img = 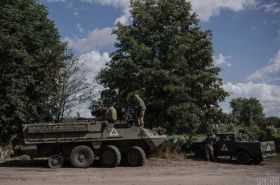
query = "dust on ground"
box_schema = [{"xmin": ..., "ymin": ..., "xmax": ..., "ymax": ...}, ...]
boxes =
[{"xmin": 0, "ymin": 158, "xmax": 279, "ymax": 185}]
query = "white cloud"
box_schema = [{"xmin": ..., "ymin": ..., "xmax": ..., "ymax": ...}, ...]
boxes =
[
  {"xmin": 74, "ymin": 103, "xmax": 92, "ymax": 117},
  {"xmin": 43, "ymin": 0, "xmax": 130, "ymax": 8},
  {"xmin": 64, "ymin": 27, "xmax": 116, "ymax": 53},
  {"xmin": 249, "ymin": 25, "xmax": 257, "ymax": 31},
  {"xmin": 82, "ymin": 0, "xmax": 129, "ymax": 8},
  {"xmin": 247, "ymin": 50, "xmax": 280, "ymax": 82},
  {"xmin": 73, "ymin": 50, "xmax": 110, "ymax": 117},
  {"xmin": 76, "ymin": 23, "xmax": 84, "ymax": 33},
  {"xmin": 64, "ymin": 0, "xmax": 257, "ymax": 53},
  {"xmin": 74, "ymin": 11, "xmax": 79, "ymax": 16},
  {"xmin": 44, "ymin": 0, "xmax": 256, "ymax": 23},
  {"xmin": 86, "ymin": 0, "xmax": 257, "ymax": 22},
  {"xmin": 45, "ymin": 0, "xmax": 66, "ymax": 2},
  {"xmin": 79, "ymin": 50, "xmax": 110, "ymax": 81},
  {"xmin": 115, "ymin": 7, "xmax": 130, "ymax": 25},
  {"xmin": 190, "ymin": 0, "xmax": 257, "ymax": 22},
  {"xmin": 258, "ymin": 2, "xmax": 280, "ymax": 13},
  {"xmin": 94, "ymin": 0, "xmax": 257, "ymax": 22},
  {"xmin": 214, "ymin": 53, "xmax": 232, "ymax": 67},
  {"xmin": 223, "ymin": 82, "xmax": 280, "ymax": 117},
  {"xmin": 81, "ymin": 0, "xmax": 130, "ymax": 24}
]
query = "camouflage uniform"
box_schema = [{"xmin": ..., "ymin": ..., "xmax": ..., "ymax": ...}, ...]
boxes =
[
  {"xmin": 205, "ymin": 144, "xmax": 214, "ymax": 161},
  {"xmin": 132, "ymin": 95, "xmax": 146, "ymax": 127},
  {"xmin": 92, "ymin": 101, "xmax": 107, "ymax": 120},
  {"xmin": 105, "ymin": 106, "xmax": 117, "ymax": 123},
  {"xmin": 205, "ymin": 134, "xmax": 216, "ymax": 161}
]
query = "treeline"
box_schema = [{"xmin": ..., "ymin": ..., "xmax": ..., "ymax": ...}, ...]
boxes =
[{"xmin": 208, "ymin": 98, "xmax": 280, "ymax": 142}]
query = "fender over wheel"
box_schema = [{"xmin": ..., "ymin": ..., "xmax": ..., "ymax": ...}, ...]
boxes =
[{"xmin": 70, "ymin": 145, "xmax": 94, "ymax": 168}]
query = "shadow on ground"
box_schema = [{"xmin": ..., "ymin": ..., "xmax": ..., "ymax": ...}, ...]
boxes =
[
  {"xmin": 0, "ymin": 159, "xmax": 133, "ymax": 168},
  {"xmin": 1, "ymin": 155, "xmax": 277, "ymax": 169},
  {"xmin": 0, "ymin": 159, "xmax": 48, "ymax": 168}
]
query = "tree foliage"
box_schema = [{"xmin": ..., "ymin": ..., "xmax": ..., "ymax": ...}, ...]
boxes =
[
  {"xmin": 262, "ymin": 117, "xmax": 280, "ymax": 129},
  {"xmin": 0, "ymin": 0, "xmax": 67, "ymax": 144},
  {"xmin": 97, "ymin": 0, "xmax": 228, "ymax": 134},
  {"xmin": 230, "ymin": 97, "xmax": 264, "ymax": 127}
]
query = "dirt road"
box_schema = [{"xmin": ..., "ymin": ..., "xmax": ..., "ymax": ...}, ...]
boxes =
[{"xmin": 0, "ymin": 159, "xmax": 279, "ymax": 185}]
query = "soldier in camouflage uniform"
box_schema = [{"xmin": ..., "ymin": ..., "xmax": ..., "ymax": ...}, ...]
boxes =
[
  {"xmin": 205, "ymin": 133, "xmax": 217, "ymax": 161},
  {"xmin": 105, "ymin": 102, "xmax": 118, "ymax": 123},
  {"xmin": 131, "ymin": 94, "xmax": 146, "ymax": 128},
  {"xmin": 91, "ymin": 101, "xmax": 107, "ymax": 120}
]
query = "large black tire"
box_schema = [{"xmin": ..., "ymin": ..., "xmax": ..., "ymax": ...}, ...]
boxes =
[
  {"xmin": 48, "ymin": 154, "xmax": 64, "ymax": 168},
  {"xmin": 194, "ymin": 149, "xmax": 205, "ymax": 160},
  {"xmin": 70, "ymin": 145, "xmax": 94, "ymax": 168},
  {"xmin": 236, "ymin": 151, "xmax": 251, "ymax": 164},
  {"xmin": 125, "ymin": 146, "xmax": 146, "ymax": 167},
  {"xmin": 100, "ymin": 145, "xmax": 121, "ymax": 168}
]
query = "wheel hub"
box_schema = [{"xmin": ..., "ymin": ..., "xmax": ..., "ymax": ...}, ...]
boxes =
[
  {"xmin": 52, "ymin": 159, "xmax": 58, "ymax": 165},
  {"xmin": 48, "ymin": 155, "xmax": 63, "ymax": 168},
  {"xmin": 78, "ymin": 154, "xmax": 86, "ymax": 161},
  {"xmin": 103, "ymin": 151, "xmax": 115, "ymax": 163},
  {"xmin": 127, "ymin": 151, "xmax": 139, "ymax": 165}
]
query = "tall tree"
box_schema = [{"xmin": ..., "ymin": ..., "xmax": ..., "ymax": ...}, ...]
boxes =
[
  {"xmin": 230, "ymin": 97, "xmax": 264, "ymax": 127},
  {"xmin": 97, "ymin": 0, "xmax": 228, "ymax": 134},
  {"xmin": 0, "ymin": 0, "xmax": 67, "ymax": 144}
]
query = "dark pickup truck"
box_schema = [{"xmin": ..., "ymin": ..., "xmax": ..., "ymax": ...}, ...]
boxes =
[{"xmin": 192, "ymin": 132, "xmax": 276, "ymax": 164}]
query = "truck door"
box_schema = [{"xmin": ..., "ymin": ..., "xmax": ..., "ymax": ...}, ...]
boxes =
[{"xmin": 215, "ymin": 134, "xmax": 234, "ymax": 156}]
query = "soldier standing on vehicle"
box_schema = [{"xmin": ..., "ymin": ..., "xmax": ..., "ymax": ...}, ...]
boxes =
[
  {"xmin": 91, "ymin": 101, "xmax": 107, "ymax": 120},
  {"xmin": 131, "ymin": 94, "xmax": 146, "ymax": 128},
  {"xmin": 105, "ymin": 102, "xmax": 118, "ymax": 123},
  {"xmin": 205, "ymin": 133, "xmax": 217, "ymax": 161}
]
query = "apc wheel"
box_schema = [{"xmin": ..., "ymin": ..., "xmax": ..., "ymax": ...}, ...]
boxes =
[
  {"xmin": 125, "ymin": 146, "xmax": 146, "ymax": 167},
  {"xmin": 100, "ymin": 145, "xmax": 121, "ymax": 167},
  {"xmin": 70, "ymin": 145, "xmax": 94, "ymax": 168},
  {"xmin": 48, "ymin": 154, "xmax": 63, "ymax": 168},
  {"xmin": 236, "ymin": 151, "xmax": 251, "ymax": 164}
]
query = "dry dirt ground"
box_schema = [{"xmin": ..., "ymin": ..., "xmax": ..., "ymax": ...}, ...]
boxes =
[{"xmin": 0, "ymin": 158, "xmax": 279, "ymax": 185}]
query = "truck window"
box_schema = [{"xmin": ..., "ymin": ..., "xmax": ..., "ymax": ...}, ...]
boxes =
[
  {"xmin": 218, "ymin": 134, "xmax": 234, "ymax": 141},
  {"xmin": 237, "ymin": 133, "xmax": 250, "ymax": 141}
]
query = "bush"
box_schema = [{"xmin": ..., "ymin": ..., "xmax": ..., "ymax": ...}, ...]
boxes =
[
  {"xmin": 207, "ymin": 123, "xmax": 240, "ymax": 133},
  {"xmin": 0, "ymin": 146, "xmax": 13, "ymax": 160},
  {"xmin": 153, "ymin": 134, "xmax": 207, "ymax": 159},
  {"xmin": 272, "ymin": 133, "xmax": 280, "ymax": 152}
]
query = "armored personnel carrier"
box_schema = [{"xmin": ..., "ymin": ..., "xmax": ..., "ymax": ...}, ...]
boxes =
[{"xmin": 13, "ymin": 119, "xmax": 166, "ymax": 168}]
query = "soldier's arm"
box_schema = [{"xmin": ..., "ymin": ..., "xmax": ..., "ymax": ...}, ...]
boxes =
[
  {"xmin": 109, "ymin": 108, "xmax": 113, "ymax": 118},
  {"xmin": 139, "ymin": 100, "xmax": 146, "ymax": 111}
]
